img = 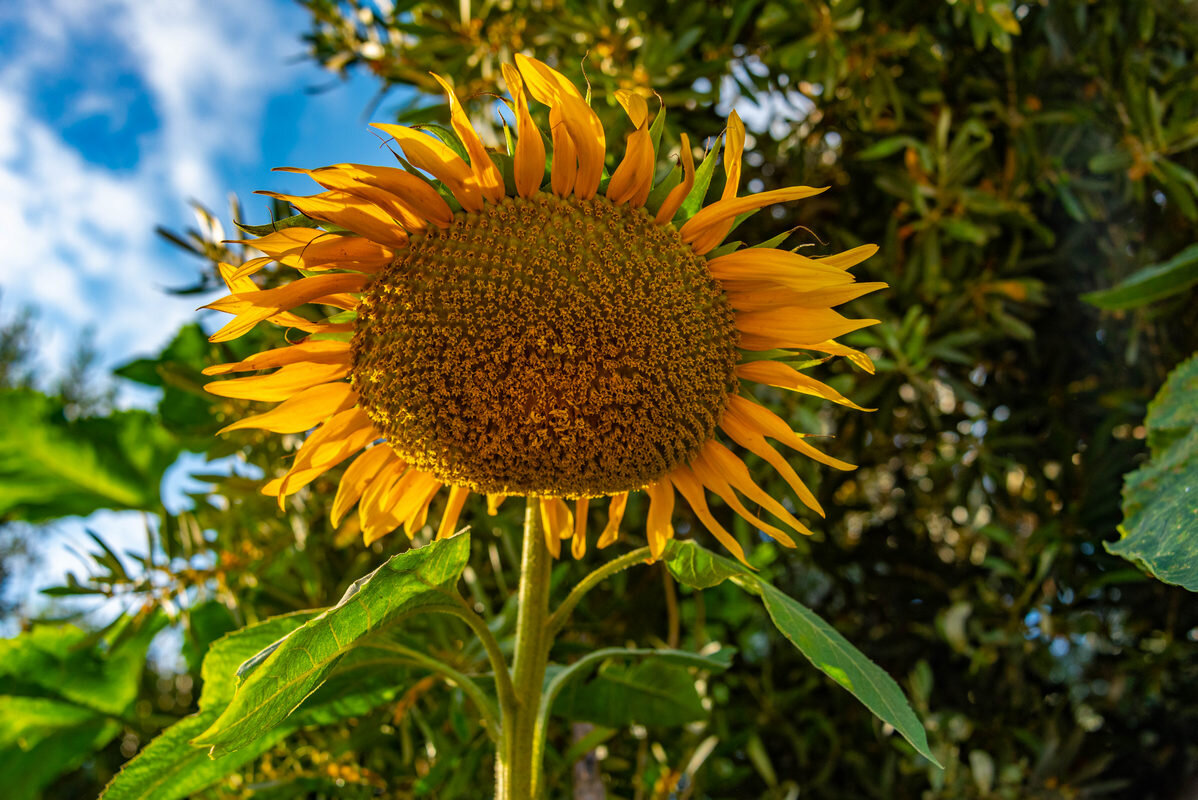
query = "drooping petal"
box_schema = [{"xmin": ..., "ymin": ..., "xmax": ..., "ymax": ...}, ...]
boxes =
[
  {"xmin": 701, "ymin": 111, "xmax": 746, "ymax": 248},
  {"xmin": 203, "ymin": 340, "xmax": 350, "ymax": 376},
  {"xmin": 735, "ymin": 307, "xmax": 879, "ymax": 351},
  {"xmin": 708, "ymin": 248, "xmax": 854, "ymax": 288},
  {"xmin": 679, "ymin": 186, "xmax": 827, "ymax": 255},
  {"xmin": 540, "ymin": 497, "xmax": 573, "ymax": 558},
  {"xmin": 737, "ymin": 360, "xmax": 874, "ymax": 411},
  {"xmin": 501, "ymin": 64, "xmax": 546, "ymax": 198},
  {"xmin": 255, "ymin": 190, "xmax": 409, "ymax": 248},
  {"xmin": 430, "ymin": 74, "xmax": 506, "ymax": 205},
  {"xmin": 597, "ymin": 492, "xmax": 629, "ymax": 549},
  {"xmin": 718, "ymin": 412, "xmax": 825, "ymax": 517},
  {"xmin": 235, "ymin": 228, "xmax": 392, "ymax": 274},
  {"xmin": 724, "ymin": 395, "xmax": 856, "ymax": 471},
  {"xmin": 654, "ymin": 133, "xmax": 695, "ymax": 225},
  {"xmin": 487, "ymin": 493, "xmax": 507, "ymax": 515},
  {"xmin": 437, "ymin": 485, "xmax": 471, "ymax": 540},
  {"xmin": 606, "ymin": 90, "xmax": 655, "ymax": 207},
  {"xmin": 724, "ymin": 282, "xmax": 888, "ymax": 311},
  {"xmin": 689, "ymin": 447, "xmax": 798, "ymax": 547},
  {"xmin": 372, "ymin": 122, "xmax": 483, "ymax": 212},
  {"xmin": 547, "ymin": 104, "xmax": 578, "ymax": 197},
  {"xmin": 217, "ymin": 382, "xmax": 357, "ymax": 434},
  {"xmin": 800, "ymin": 340, "xmax": 877, "ymax": 374},
  {"xmin": 697, "ymin": 440, "xmax": 809, "ymax": 542},
  {"xmin": 205, "ymin": 362, "xmax": 350, "ymax": 402},
  {"xmin": 572, "ymin": 497, "xmax": 590, "ymax": 559},
  {"xmin": 270, "ymin": 408, "xmax": 378, "ymax": 501},
  {"xmin": 815, "ymin": 244, "xmax": 879, "ymax": 270},
  {"xmin": 667, "ymin": 465, "xmax": 749, "ymax": 566},
  {"xmin": 332, "ymin": 445, "xmax": 400, "ymax": 527},
  {"xmin": 644, "ymin": 480, "xmax": 675, "ymax": 561},
  {"xmin": 515, "ymin": 54, "xmax": 605, "ymax": 199}
]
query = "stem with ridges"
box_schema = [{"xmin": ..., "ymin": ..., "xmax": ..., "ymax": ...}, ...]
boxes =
[{"xmin": 499, "ymin": 498, "xmax": 554, "ymax": 799}]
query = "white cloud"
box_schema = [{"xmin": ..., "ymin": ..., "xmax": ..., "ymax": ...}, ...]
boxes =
[{"xmin": 0, "ymin": 0, "xmax": 300, "ymax": 389}]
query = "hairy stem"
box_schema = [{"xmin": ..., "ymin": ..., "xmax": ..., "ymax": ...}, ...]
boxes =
[{"xmin": 499, "ymin": 499, "xmax": 554, "ymax": 799}]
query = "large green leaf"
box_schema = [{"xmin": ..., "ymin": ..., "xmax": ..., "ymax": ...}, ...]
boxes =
[
  {"xmin": 1105, "ymin": 354, "xmax": 1198, "ymax": 589},
  {"xmin": 1082, "ymin": 243, "xmax": 1198, "ymax": 310},
  {"xmin": 0, "ymin": 615, "xmax": 164, "ymax": 717},
  {"xmin": 0, "ymin": 389, "xmax": 181, "ymax": 522},
  {"xmin": 661, "ymin": 540, "xmax": 941, "ymax": 766},
  {"xmin": 193, "ymin": 533, "xmax": 471, "ymax": 756},
  {"xmin": 102, "ymin": 613, "xmax": 313, "ymax": 800},
  {"xmin": 0, "ymin": 615, "xmax": 164, "ymax": 800},
  {"xmin": 551, "ymin": 647, "xmax": 733, "ymax": 728}
]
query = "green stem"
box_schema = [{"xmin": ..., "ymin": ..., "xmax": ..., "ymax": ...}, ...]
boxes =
[
  {"xmin": 545, "ymin": 546, "xmax": 651, "ymax": 637},
  {"xmin": 499, "ymin": 499, "xmax": 554, "ymax": 800},
  {"xmin": 367, "ymin": 642, "xmax": 501, "ymax": 736},
  {"xmin": 437, "ymin": 599, "xmax": 518, "ymax": 723}
]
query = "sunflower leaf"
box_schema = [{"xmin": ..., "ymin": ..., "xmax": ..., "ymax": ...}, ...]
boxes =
[
  {"xmin": 192, "ymin": 533, "xmax": 471, "ymax": 757},
  {"xmin": 546, "ymin": 647, "xmax": 734, "ymax": 728},
  {"xmin": 1105, "ymin": 353, "xmax": 1198, "ymax": 590},
  {"xmin": 662, "ymin": 540, "xmax": 941, "ymax": 767}
]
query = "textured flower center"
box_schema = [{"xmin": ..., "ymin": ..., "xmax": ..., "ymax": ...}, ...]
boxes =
[{"xmin": 351, "ymin": 193, "xmax": 739, "ymax": 497}]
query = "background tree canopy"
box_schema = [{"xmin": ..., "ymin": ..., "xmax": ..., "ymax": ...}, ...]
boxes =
[{"xmin": 3, "ymin": 1, "xmax": 1198, "ymax": 797}]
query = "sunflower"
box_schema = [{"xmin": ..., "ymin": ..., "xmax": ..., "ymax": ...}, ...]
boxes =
[{"xmin": 203, "ymin": 55, "xmax": 884, "ymax": 565}]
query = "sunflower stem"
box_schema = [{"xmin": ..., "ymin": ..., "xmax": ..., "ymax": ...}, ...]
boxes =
[{"xmin": 499, "ymin": 498, "xmax": 554, "ymax": 799}]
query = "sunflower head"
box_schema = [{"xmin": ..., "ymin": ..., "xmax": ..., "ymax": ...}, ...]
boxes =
[{"xmin": 203, "ymin": 54, "xmax": 885, "ymax": 563}]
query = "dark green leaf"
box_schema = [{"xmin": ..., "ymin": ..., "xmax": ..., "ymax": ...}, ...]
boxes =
[
  {"xmin": 1082, "ymin": 244, "xmax": 1198, "ymax": 310},
  {"xmin": 101, "ymin": 613, "xmax": 314, "ymax": 800},
  {"xmin": 662, "ymin": 541, "xmax": 940, "ymax": 766},
  {"xmin": 0, "ymin": 389, "xmax": 181, "ymax": 522},
  {"xmin": 194, "ymin": 533, "xmax": 471, "ymax": 756},
  {"xmin": 1106, "ymin": 428, "xmax": 1198, "ymax": 590},
  {"xmin": 234, "ymin": 214, "xmax": 323, "ymax": 237}
]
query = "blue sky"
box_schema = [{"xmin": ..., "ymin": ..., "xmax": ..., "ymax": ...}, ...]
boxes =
[
  {"xmin": 0, "ymin": 0, "xmax": 419, "ymax": 618},
  {"xmin": 0, "ymin": 0, "xmax": 413, "ymax": 380}
]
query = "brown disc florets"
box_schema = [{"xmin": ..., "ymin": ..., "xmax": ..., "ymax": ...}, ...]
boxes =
[{"xmin": 350, "ymin": 193, "xmax": 739, "ymax": 498}]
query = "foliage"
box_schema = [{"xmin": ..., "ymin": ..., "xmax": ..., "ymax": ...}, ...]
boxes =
[{"xmin": 4, "ymin": 0, "xmax": 1198, "ymax": 798}]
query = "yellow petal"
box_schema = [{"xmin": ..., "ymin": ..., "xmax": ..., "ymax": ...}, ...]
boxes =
[
  {"xmin": 359, "ymin": 460, "xmax": 408, "ymax": 543},
  {"xmin": 332, "ymin": 445, "xmax": 400, "ymax": 527},
  {"xmin": 572, "ymin": 497, "xmax": 590, "ymax": 559},
  {"xmin": 735, "ymin": 307, "xmax": 879, "ymax": 350},
  {"xmin": 724, "ymin": 395, "xmax": 855, "ymax": 471},
  {"xmin": 718, "ymin": 413, "xmax": 824, "ymax": 517},
  {"xmin": 540, "ymin": 497, "xmax": 569, "ymax": 558},
  {"xmin": 800, "ymin": 340, "xmax": 876, "ymax": 374},
  {"xmin": 597, "ymin": 492, "xmax": 629, "ymax": 549},
  {"xmin": 654, "ymin": 133, "xmax": 695, "ymax": 226},
  {"xmin": 667, "ymin": 466, "xmax": 749, "ymax": 566},
  {"xmin": 515, "ymin": 54, "xmax": 605, "ymax": 199},
  {"xmin": 725, "ymin": 282, "xmax": 888, "ymax": 311},
  {"xmin": 430, "ymin": 74, "xmax": 505, "ymax": 205},
  {"xmin": 708, "ymin": 248, "xmax": 855, "ymax": 289},
  {"xmin": 547, "ymin": 104, "xmax": 578, "ymax": 197},
  {"xmin": 217, "ymin": 382, "xmax": 357, "ymax": 434},
  {"xmin": 816, "ymin": 244, "xmax": 879, "ymax": 271},
  {"xmin": 688, "ymin": 447, "xmax": 797, "ymax": 547},
  {"xmin": 606, "ymin": 97, "xmax": 654, "ymax": 207},
  {"xmin": 348, "ymin": 164, "xmax": 455, "ymax": 228},
  {"xmin": 236, "ymin": 226, "xmax": 391, "ymax": 272},
  {"xmin": 487, "ymin": 493, "xmax": 507, "ymax": 515},
  {"xmin": 372, "ymin": 123, "xmax": 483, "ymax": 212},
  {"xmin": 205, "ymin": 362, "xmax": 350, "ymax": 402},
  {"xmin": 697, "ymin": 440, "xmax": 807, "ymax": 543},
  {"xmin": 255, "ymin": 190, "xmax": 409, "ymax": 248},
  {"xmin": 502, "ymin": 64, "xmax": 546, "ymax": 198},
  {"xmin": 264, "ymin": 408, "xmax": 377, "ymax": 502},
  {"xmin": 203, "ymin": 340, "xmax": 350, "ymax": 376},
  {"xmin": 701, "ymin": 111, "xmax": 747, "ymax": 248},
  {"xmin": 679, "ymin": 186, "xmax": 828, "ymax": 255},
  {"xmin": 437, "ymin": 485, "xmax": 471, "ymax": 540},
  {"xmin": 644, "ymin": 480, "xmax": 675, "ymax": 561},
  {"xmin": 736, "ymin": 359, "xmax": 874, "ymax": 411}
]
